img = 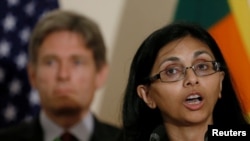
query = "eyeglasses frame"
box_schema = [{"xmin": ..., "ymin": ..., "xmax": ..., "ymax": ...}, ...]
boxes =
[{"xmin": 148, "ymin": 61, "xmax": 222, "ymax": 83}]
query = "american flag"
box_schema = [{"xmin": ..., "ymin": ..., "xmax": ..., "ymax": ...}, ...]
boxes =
[{"xmin": 0, "ymin": 0, "xmax": 59, "ymax": 128}]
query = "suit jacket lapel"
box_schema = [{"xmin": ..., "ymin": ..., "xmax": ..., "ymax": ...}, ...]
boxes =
[
  {"xmin": 19, "ymin": 118, "xmax": 44, "ymax": 141},
  {"xmin": 90, "ymin": 116, "xmax": 120, "ymax": 141}
]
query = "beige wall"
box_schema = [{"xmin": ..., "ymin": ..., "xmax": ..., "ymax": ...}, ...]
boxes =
[{"xmin": 59, "ymin": 0, "xmax": 178, "ymax": 127}]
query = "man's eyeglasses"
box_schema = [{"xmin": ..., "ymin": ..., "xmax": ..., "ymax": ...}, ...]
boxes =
[{"xmin": 148, "ymin": 61, "xmax": 222, "ymax": 83}]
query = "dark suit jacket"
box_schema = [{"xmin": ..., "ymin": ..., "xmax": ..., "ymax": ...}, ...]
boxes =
[{"xmin": 0, "ymin": 116, "xmax": 121, "ymax": 141}]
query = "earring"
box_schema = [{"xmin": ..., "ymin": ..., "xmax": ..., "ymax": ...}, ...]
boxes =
[{"xmin": 147, "ymin": 101, "xmax": 156, "ymax": 109}]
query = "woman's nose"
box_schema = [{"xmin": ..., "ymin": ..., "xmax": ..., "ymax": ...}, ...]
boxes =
[{"xmin": 183, "ymin": 67, "xmax": 199, "ymax": 87}]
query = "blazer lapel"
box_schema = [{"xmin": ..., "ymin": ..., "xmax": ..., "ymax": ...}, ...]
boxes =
[
  {"xmin": 19, "ymin": 118, "xmax": 44, "ymax": 141},
  {"xmin": 90, "ymin": 116, "xmax": 121, "ymax": 141}
]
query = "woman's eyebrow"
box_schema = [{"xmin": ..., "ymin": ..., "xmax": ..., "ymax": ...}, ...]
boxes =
[
  {"xmin": 193, "ymin": 50, "xmax": 213, "ymax": 58},
  {"xmin": 159, "ymin": 56, "xmax": 180, "ymax": 67}
]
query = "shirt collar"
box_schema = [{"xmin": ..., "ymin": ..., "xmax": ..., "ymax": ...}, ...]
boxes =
[{"xmin": 40, "ymin": 110, "xmax": 94, "ymax": 141}]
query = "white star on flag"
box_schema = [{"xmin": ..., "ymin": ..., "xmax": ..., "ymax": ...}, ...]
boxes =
[
  {"xmin": 25, "ymin": 2, "xmax": 35, "ymax": 16},
  {"xmin": 19, "ymin": 27, "xmax": 31, "ymax": 44},
  {"xmin": 7, "ymin": 0, "xmax": 19, "ymax": 7},
  {"xmin": 4, "ymin": 104, "xmax": 17, "ymax": 122},
  {"xmin": 3, "ymin": 14, "xmax": 16, "ymax": 32},
  {"xmin": 0, "ymin": 40, "xmax": 11, "ymax": 58},
  {"xmin": 15, "ymin": 52, "xmax": 28, "ymax": 69}
]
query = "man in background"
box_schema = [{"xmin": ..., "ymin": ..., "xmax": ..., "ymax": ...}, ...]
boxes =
[{"xmin": 0, "ymin": 9, "xmax": 121, "ymax": 141}]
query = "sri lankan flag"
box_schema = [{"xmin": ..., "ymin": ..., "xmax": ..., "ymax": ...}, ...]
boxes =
[{"xmin": 174, "ymin": 0, "xmax": 250, "ymax": 119}]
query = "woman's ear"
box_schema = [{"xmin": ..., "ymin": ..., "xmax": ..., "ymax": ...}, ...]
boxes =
[
  {"xmin": 137, "ymin": 85, "xmax": 156, "ymax": 109},
  {"xmin": 218, "ymin": 71, "xmax": 225, "ymax": 99}
]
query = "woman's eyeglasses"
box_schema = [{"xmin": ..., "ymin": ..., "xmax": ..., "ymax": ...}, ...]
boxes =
[{"xmin": 148, "ymin": 61, "xmax": 222, "ymax": 83}]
